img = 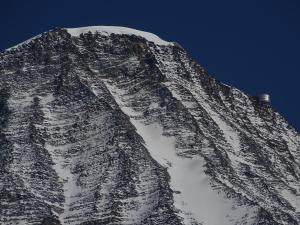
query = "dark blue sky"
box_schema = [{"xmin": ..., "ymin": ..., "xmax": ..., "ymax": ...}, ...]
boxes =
[{"xmin": 1, "ymin": 0, "xmax": 299, "ymax": 131}]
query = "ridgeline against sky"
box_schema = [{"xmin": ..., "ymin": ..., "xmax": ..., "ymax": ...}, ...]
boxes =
[{"xmin": 1, "ymin": 0, "xmax": 299, "ymax": 130}]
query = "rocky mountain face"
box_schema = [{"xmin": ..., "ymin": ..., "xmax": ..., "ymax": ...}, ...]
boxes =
[{"xmin": 0, "ymin": 26, "xmax": 299, "ymax": 225}]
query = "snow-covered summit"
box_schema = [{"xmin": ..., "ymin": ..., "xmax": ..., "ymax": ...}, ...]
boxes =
[
  {"xmin": 5, "ymin": 26, "xmax": 172, "ymax": 51},
  {"xmin": 66, "ymin": 26, "xmax": 173, "ymax": 46}
]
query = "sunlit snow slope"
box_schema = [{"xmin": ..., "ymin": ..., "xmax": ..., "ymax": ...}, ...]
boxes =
[{"xmin": 0, "ymin": 26, "xmax": 299, "ymax": 225}]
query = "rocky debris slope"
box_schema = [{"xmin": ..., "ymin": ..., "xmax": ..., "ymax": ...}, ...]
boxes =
[{"xmin": 0, "ymin": 26, "xmax": 299, "ymax": 225}]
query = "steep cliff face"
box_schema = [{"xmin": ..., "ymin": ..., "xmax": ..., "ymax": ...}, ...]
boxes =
[{"xmin": 0, "ymin": 26, "xmax": 299, "ymax": 225}]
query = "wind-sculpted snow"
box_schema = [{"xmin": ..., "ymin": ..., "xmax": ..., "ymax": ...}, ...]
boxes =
[
  {"xmin": 0, "ymin": 27, "xmax": 299, "ymax": 225},
  {"xmin": 66, "ymin": 26, "xmax": 173, "ymax": 46}
]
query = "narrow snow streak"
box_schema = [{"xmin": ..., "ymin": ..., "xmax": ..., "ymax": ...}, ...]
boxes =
[
  {"xmin": 166, "ymin": 82, "xmax": 242, "ymax": 165},
  {"xmin": 5, "ymin": 34, "xmax": 42, "ymax": 51},
  {"xmin": 45, "ymin": 144, "xmax": 81, "ymax": 224},
  {"xmin": 41, "ymin": 95, "xmax": 81, "ymax": 224}
]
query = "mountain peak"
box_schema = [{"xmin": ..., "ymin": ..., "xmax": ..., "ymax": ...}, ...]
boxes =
[
  {"xmin": 5, "ymin": 26, "xmax": 173, "ymax": 51},
  {"xmin": 0, "ymin": 25, "xmax": 299, "ymax": 225}
]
